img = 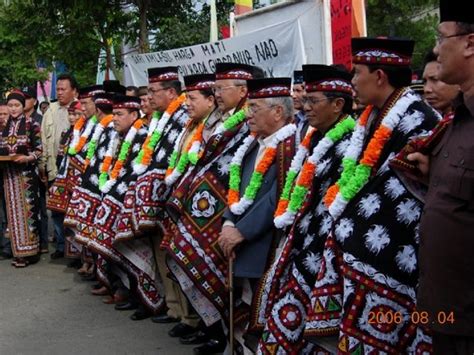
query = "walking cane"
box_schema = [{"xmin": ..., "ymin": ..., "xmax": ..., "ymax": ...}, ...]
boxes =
[{"xmin": 229, "ymin": 258, "xmax": 235, "ymax": 354}]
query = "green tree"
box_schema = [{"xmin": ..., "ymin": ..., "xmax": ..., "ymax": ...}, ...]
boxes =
[
  {"xmin": 366, "ymin": 0, "xmax": 439, "ymax": 69},
  {"xmin": 0, "ymin": 0, "xmax": 234, "ymax": 94}
]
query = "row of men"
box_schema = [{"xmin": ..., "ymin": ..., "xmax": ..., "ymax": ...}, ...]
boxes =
[{"xmin": 1, "ymin": 2, "xmax": 472, "ymax": 353}]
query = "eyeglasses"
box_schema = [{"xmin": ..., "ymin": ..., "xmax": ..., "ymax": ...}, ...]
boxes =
[
  {"xmin": 435, "ymin": 32, "xmax": 471, "ymax": 44},
  {"xmin": 244, "ymin": 104, "xmax": 275, "ymax": 115},
  {"xmin": 213, "ymin": 85, "xmax": 241, "ymax": 94},
  {"xmin": 147, "ymin": 87, "xmax": 167, "ymax": 95},
  {"xmin": 302, "ymin": 96, "xmax": 329, "ymax": 106}
]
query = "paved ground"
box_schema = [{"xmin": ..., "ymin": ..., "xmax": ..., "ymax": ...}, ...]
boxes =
[{"xmin": 0, "ymin": 252, "xmax": 191, "ymax": 355}]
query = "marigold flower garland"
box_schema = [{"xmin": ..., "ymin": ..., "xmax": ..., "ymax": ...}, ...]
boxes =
[
  {"xmin": 133, "ymin": 93, "xmax": 186, "ymax": 174},
  {"xmin": 324, "ymin": 90, "xmax": 418, "ymax": 220},
  {"xmin": 228, "ymin": 123, "xmax": 297, "ymax": 216},
  {"xmin": 164, "ymin": 117, "xmax": 208, "ymax": 186},
  {"xmin": 274, "ymin": 115, "xmax": 356, "ymax": 229},
  {"xmin": 99, "ymin": 119, "xmax": 145, "ymax": 193},
  {"xmin": 212, "ymin": 109, "xmax": 246, "ymax": 136},
  {"xmin": 84, "ymin": 115, "xmax": 114, "ymax": 168},
  {"xmin": 68, "ymin": 115, "xmax": 96, "ymax": 155}
]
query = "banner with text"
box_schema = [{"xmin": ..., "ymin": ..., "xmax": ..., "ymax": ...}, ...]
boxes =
[{"xmin": 124, "ymin": 20, "xmax": 304, "ymax": 86}]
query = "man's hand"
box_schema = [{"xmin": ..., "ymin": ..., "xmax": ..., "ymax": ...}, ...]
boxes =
[
  {"xmin": 406, "ymin": 152, "xmax": 430, "ymax": 185},
  {"xmin": 13, "ymin": 154, "xmax": 31, "ymax": 164},
  {"xmin": 39, "ymin": 167, "xmax": 48, "ymax": 185},
  {"xmin": 407, "ymin": 152, "xmax": 430, "ymax": 176},
  {"xmin": 218, "ymin": 225, "xmax": 245, "ymax": 260}
]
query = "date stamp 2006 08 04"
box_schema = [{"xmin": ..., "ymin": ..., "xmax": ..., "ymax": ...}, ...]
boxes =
[{"xmin": 368, "ymin": 310, "xmax": 455, "ymax": 326}]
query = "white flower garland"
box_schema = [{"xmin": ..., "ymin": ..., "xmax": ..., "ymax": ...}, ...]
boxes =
[
  {"xmin": 328, "ymin": 90, "xmax": 418, "ymax": 220},
  {"xmin": 229, "ymin": 123, "xmax": 297, "ymax": 216}
]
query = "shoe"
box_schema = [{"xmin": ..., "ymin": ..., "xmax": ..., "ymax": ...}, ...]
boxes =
[
  {"xmin": 168, "ymin": 323, "xmax": 197, "ymax": 338},
  {"xmin": 151, "ymin": 315, "xmax": 180, "ymax": 324},
  {"xmin": 114, "ymin": 301, "xmax": 138, "ymax": 311},
  {"xmin": 130, "ymin": 308, "xmax": 151, "ymax": 321},
  {"xmin": 91, "ymin": 286, "xmax": 109, "ymax": 296},
  {"xmin": 13, "ymin": 258, "xmax": 28, "ymax": 268},
  {"xmin": 40, "ymin": 248, "xmax": 49, "ymax": 254},
  {"xmin": 50, "ymin": 250, "xmax": 64, "ymax": 260},
  {"xmin": 193, "ymin": 339, "xmax": 226, "ymax": 354},
  {"xmin": 102, "ymin": 294, "xmax": 128, "ymax": 305},
  {"xmin": 179, "ymin": 330, "xmax": 209, "ymax": 345}
]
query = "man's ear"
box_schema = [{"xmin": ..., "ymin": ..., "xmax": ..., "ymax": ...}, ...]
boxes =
[
  {"xmin": 333, "ymin": 97, "xmax": 345, "ymax": 114},
  {"xmin": 239, "ymin": 86, "xmax": 248, "ymax": 99},
  {"xmin": 375, "ymin": 69, "xmax": 387, "ymax": 87},
  {"xmin": 465, "ymin": 33, "xmax": 474, "ymax": 58}
]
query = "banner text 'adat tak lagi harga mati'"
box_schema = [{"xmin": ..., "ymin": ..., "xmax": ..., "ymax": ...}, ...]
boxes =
[{"xmin": 124, "ymin": 20, "xmax": 305, "ymax": 85}]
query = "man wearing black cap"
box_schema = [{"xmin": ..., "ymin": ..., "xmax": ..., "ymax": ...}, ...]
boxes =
[
  {"xmin": 164, "ymin": 63, "xmax": 261, "ymax": 352},
  {"xmin": 48, "ymin": 85, "xmax": 106, "ymax": 260},
  {"xmin": 63, "ymin": 81, "xmax": 124, "ymax": 275},
  {"xmin": 258, "ymin": 66, "xmax": 358, "ymax": 353},
  {"xmin": 311, "ymin": 37, "xmax": 439, "ymax": 353},
  {"xmin": 408, "ymin": 1, "xmax": 474, "ymax": 353},
  {"xmin": 216, "ymin": 77, "xmax": 296, "ymax": 352},
  {"xmin": 83, "ymin": 94, "xmax": 166, "ymax": 320}
]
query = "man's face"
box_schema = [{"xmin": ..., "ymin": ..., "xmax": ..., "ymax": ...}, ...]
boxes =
[
  {"xmin": 292, "ymin": 83, "xmax": 305, "ymax": 111},
  {"xmin": 0, "ymin": 105, "xmax": 9, "ymax": 129},
  {"xmin": 246, "ymin": 99, "xmax": 279, "ymax": 137},
  {"xmin": 24, "ymin": 97, "xmax": 36, "ymax": 112},
  {"xmin": 56, "ymin": 79, "xmax": 76, "ymax": 106},
  {"xmin": 80, "ymin": 97, "xmax": 96, "ymax": 119},
  {"xmin": 7, "ymin": 99, "xmax": 23, "ymax": 118},
  {"xmin": 434, "ymin": 22, "xmax": 473, "ymax": 85},
  {"xmin": 352, "ymin": 64, "xmax": 379, "ymax": 106},
  {"xmin": 423, "ymin": 61, "xmax": 460, "ymax": 113},
  {"xmin": 140, "ymin": 94, "xmax": 153, "ymax": 116},
  {"xmin": 303, "ymin": 91, "xmax": 334, "ymax": 129},
  {"xmin": 186, "ymin": 90, "xmax": 214, "ymax": 121},
  {"xmin": 40, "ymin": 102, "xmax": 49, "ymax": 115},
  {"xmin": 112, "ymin": 108, "xmax": 136, "ymax": 134},
  {"xmin": 148, "ymin": 82, "xmax": 171, "ymax": 112},
  {"xmin": 214, "ymin": 79, "xmax": 246, "ymax": 113}
]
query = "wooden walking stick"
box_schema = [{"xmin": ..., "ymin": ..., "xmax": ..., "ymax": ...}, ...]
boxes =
[{"xmin": 229, "ymin": 258, "xmax": 235, "ymax": 354}]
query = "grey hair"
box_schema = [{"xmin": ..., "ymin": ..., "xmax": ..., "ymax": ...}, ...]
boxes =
[
  {"xmin": 457, "ymin": 22, "xmax": 474, "ymax": 34},
  {"xmin": 265, "ymin": 97, "xmax": 294, "ymax": 121},
  {"xmin": 232, "ymin": 79, "xmax": 247, "ymax": 87}
]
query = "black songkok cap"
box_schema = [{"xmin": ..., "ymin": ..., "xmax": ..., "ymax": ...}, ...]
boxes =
[
  {"xmin": 439, "ymin": 0, "xmax": 474, "ymax": 24},
  {"xmin": 78, "ymin": 85, "xmax": 105, "ymax": 99},
  {"xmin": 103, "ymin": 80, "xmax": 126, "ymax": 95},
  {"xmin": 112, "ymin": 94, "xmax": 141, "ymax": 110},
  {"xmin": 215, "ymin": 63, "xmax": 257, "ymax": 80},
  {"xmin": 293, "ymin": 70, "xmax": 304, "ymax": 85},
  {"xmin": 147, "ymin": 66, "xmax": 179, "ymax": 83},
  {"xmin": 247, "ymin": 78, "xmax": 292, "ymax": 99},
  {"xmin": 184, "ymin": 74, "xmax": 215, "ymax": 92},
  {"xmin": 352, "ymin": 37, "xmax": 415, "ymax": 67},
  {"xmin": 303, "ymin": 65, "xmax": 353, "ymax": 95}
]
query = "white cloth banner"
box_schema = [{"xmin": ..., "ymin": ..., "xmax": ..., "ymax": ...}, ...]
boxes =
[{"xmin": 124, "ymin": 19, "xmax": 304, "ymax": 86}]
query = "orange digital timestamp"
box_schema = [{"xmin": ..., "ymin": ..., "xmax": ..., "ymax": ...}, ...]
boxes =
[{"xmin": 368, "ymin": 311, "xmax": 455, "ymax": 325}]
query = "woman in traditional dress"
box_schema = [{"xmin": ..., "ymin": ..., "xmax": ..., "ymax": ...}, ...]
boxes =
[{"xmin": 0, "ymin": 90, "xmax": 42, "ymax": 267}]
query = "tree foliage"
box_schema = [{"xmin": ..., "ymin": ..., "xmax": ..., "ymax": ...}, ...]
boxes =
[
  {"xmin": 366, "ymin": 0, "xmax": 439, "ymax": 69},
  {"xmin": 0, "ymin": 0, "xmax": 232, "ymax": 93}
]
